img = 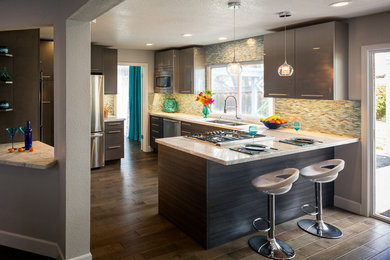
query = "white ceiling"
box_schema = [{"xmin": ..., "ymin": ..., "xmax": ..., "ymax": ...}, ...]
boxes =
[{"xmin": 90, "ymin": 0, "xmax": 390, "ymax": 50}]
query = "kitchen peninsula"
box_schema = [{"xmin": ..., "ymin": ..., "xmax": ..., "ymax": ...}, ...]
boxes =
[{"xmin": 156, "ymin": 123, "xmax": 358, "ymax": 249}]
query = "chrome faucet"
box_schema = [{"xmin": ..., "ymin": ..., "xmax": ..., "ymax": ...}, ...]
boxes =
[{"xmin": 224, "ymin": 96, "xmax": 241, "ymax": 120}]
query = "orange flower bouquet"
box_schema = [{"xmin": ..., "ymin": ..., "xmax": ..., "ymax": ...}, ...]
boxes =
[{"xmin": 196, "ymin": 90, "xmax": 215, "ymax": 118}]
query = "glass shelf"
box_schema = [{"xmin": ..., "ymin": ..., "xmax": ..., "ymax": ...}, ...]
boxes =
[
  {"xmin": 0, "ymin": 53, "xmax": 13, "ymax": 57},
  {"xmin": 0, "ymin": 80, "xmax": 13, "ymax": 85},
  {"xmin": 0, "ymin": 108, "xmax": 13, "ymax": 112}
]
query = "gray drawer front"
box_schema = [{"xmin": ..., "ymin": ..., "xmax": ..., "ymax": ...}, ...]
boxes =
[
  {"xmin": 105, "ymin": 144, "xmax": 124, "ymax": 161},
  {"xmin": 105, "ymin": 129, "xmax": 124, "ymax": 146},
  {"xmin": 105, "ymin": 120, "xmax": 124, "ymax": 131}
]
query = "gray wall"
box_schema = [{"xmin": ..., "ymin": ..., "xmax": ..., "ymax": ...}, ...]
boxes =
[{"xmin": 348, "ymin": 11, "xmax": 390, "ymax": 100}]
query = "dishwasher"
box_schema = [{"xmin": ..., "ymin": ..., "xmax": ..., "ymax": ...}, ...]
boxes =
[{"xmin": 163, "ymin": 118, "xmax": 181, "ymax": 137}]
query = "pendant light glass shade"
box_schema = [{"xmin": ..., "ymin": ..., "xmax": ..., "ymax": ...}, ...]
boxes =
[
  {"xmin": 227, "ymin": 0, "xmax": 241, "ymax": 76},
  {"xmin": 227, "ymin": 58, "xmax": 242, "ymax": 75},
  {"xmin": 278, "ymin": 60, "xmax": 294, "ymax": 76},
  {"xmin": 278, "ymin": 11, "xmax": 294, "ymax": 77}
]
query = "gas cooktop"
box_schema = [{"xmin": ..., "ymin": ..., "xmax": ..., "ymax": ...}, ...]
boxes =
[{"xmin": 186, "ymin": 130, "xmax": 274, "ymax": 146}]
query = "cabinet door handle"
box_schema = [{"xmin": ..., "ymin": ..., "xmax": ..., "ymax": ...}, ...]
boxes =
[
  {"xmin": 181, "ymin": 122, "xmax": 191, "ymax": 126},
  {"xmin": 151, "ymin": 123, "xmax": 160, "ymax": 127},
  {"xmin": 108, "ymin": 122, "xmax": 122, "ymax": 126},
  {"xmin": 91, "ymin": 133, "xmax": 104, "ymax": 138},
  {"xmin": 152, "ymin": 130, "xmax": 160, "ymax": 133},
  {"xmin": 300, "ymin": 94, "xmax": 324, "ymax": 97},
  {"xmin": 180, "ymin": 91, "xmax": 191, "ymax": 93},
  {"xmin": 107, "ymin": 146, "xmax": 121, "ymax": 149},
  {"xmin": 268, "ymin": 93, "xmax": 288, "ymax": 96},
  {"xmin": 108, "ymin": 130, "xmax": 121, "ymax": 134},
  {"xmin": 181, "ymin": 131, "xmax": 191, "ymax": 135}
]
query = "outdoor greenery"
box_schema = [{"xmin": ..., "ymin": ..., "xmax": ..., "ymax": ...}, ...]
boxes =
[{"xmin": 376, "ymin": 85, "xmax": 386, "ymax": 121}]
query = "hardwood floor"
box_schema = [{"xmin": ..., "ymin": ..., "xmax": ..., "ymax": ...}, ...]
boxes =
[{"xmin": 91, "ymin": 139, "xmax": 390, "ymax": 260}]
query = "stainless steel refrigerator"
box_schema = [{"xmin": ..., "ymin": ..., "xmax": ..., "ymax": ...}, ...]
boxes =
[{"xmin": 91, "ymin": 74, "xmax": 104, "ymax": 168}]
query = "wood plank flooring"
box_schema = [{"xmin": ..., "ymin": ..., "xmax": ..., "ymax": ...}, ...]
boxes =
[{"xmin": 91, "ymin": 139, "xmax": 390, "ymax": 260}]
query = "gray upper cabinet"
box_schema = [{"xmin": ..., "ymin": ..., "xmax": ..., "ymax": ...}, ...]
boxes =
[
  {"xmin": 103, "ymin": 48, "xmax": 118, "ymax": 94},
  {"xmin": 264, "ymin": 30, "xmax": 296, "ymax": 98},
  {"xmin": 91, "ymin": 44, "xmax": 104, "ymax": 74},
  {"xmin": 295, "ymin": 22, "xmax": 348, "ymax": 100},
  {"xmin": 176, "ymin": 47, "xmax": 205, "ymax": 94},
  {"xmin": 264, "ymin": 21, "xmax": 348, "ymax": 100}
]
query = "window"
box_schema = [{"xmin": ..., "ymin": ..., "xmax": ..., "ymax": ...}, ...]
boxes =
[{"xmin": 208, "ymin": 61, "xmax": 273, "ymax": 118}]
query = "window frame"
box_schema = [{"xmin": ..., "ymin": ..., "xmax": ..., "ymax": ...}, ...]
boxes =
[{"xmin": 207, "ymin": 60, "xmax": 273, "ymax": 121}]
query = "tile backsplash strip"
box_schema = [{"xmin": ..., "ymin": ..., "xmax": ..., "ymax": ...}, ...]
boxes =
[
  {"xmin": 104, "ymin": 95, "xmax": 115, "ymax": 116},
  {"xmin": 149, "ymin": 93, "xmax": 203, "ymax": 115},
  {"xmin": 275, "ymin": 99, "xmax": 361, "ymax": 138},
  {"xmin": 205, "ymin": 36, "xmax": 264, "ymax": 65}
]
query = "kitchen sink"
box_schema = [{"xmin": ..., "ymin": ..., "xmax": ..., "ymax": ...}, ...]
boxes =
[{"xmin": 207, "ymin": 119, "xmax": 247, "ymax": 126}]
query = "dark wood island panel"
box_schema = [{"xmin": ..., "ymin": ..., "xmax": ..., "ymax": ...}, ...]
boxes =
[{"xmin": 158, "ymin": 144, "xmax": 334, "ymax": 249}]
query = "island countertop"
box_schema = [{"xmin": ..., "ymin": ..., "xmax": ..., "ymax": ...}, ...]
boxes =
[
  {"xmin": 0, "ymin": 141, "xmax": 56, "ymax": 169},
  {"xmin": 156, "ymin": 128, "xmax": 358, "ymax": 166}
]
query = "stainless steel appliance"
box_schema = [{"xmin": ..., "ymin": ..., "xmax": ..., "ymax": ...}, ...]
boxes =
[
  {"xmin": 186, "ymin": 130, "xmax": 273, "ymax": 146},
  {"xmin": 163, "ymin": 118, "xmax": 181, "ymax": 137},
  {"xmin": 155, "ymin": 70, "xmax": 173, "ymax": 93},
  {"xmin": 90, "ymin": 74, "xmax": 105, "ymax": 168}
]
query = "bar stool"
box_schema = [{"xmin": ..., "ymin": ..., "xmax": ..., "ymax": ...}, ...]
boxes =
[
  {"xmin": 249, "ymin": 168, "xmax": 300, "ymax": 260},
  {"xmin": 297, "ymin": 159, "xmax": 345, "ymax": 239}
]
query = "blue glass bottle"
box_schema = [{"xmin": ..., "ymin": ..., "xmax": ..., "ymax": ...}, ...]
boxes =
[{"xmin": 24, "ymin": 121, "xmax": 32, "ymax": 150}]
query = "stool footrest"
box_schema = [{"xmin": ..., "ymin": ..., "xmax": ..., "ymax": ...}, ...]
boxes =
[
  {"xmin": 252, "ymin": 217, "xmax": 270, "ymax": 232},
  {"xmin": 301, "ymin": 204, "xmax": 318, "ymax": 216}
]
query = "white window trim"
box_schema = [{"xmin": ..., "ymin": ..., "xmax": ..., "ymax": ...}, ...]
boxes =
[{"xmin": 207, "ymin": 60, "xmax": 272, "ymax": 120}]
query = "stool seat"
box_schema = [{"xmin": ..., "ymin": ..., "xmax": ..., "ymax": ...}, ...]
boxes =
[
  {"xmin": 252, "ymin": 168, "xmax": 299, "ymax": 195},
  {"xmin": 300, "ymin": 159, "xmax": 345, "ymax": 183}
]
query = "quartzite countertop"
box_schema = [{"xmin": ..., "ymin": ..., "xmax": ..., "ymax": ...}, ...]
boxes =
[
  {"xmin": 104, "ymin": 116, "xmax": 125, "ymax": 122},
  {"xmin": 0, "ymin": 141, "xmax": 56, "ymax": 169},
  {"xmin": 156, "ymin": 127, "xmax": 358, "ymax": 166}
]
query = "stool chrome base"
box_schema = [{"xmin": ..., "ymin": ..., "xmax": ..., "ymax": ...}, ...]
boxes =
[
  {"xmin": 297, "ymin": 219, "xmax": 342, "ymax": 239},
  {"xmin": 248, "ymin": 236, "xmax": 295, "ymax": 260}
]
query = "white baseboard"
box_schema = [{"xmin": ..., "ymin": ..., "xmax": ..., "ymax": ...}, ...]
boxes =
[
  {"xmin": 334, "ymin": 195, "xmax": 362, "ymax": 215},
  {"xmin": 0, "ymin": 230, "xmax": 92, "ymax": 260},
  {"xmin": 0, "ymin": 229, "xmax": 59, "ymax": 258},
  {"xmin": 67, "ymin": 252, "xmax": 92, "ymax": 260}
]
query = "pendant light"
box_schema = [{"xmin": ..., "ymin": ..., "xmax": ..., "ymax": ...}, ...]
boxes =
[
  {"xmin": 227, "ymin": 0, "xmax": 242, "ymax": 75},
  {"xmin": 278, "ymin": 11, "xmax": 294, "ymax": 77}
]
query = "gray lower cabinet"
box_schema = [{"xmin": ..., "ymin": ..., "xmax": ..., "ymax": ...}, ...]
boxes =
[
  {"xmin": 105, "ymin": 120, "xmax": 124, "ymax": 161},
  {"xmin": 181, "ymin": 121, "xmax": 225, "ymax": 135},
  {"xmin": 264, "ymin": 21, "xmax": 348, "ymax": 100},
  {"xmin": 150, "ymin": 116, "xmax": 163, "ymax": 151}
]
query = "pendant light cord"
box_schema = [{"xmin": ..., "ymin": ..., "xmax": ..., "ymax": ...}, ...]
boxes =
[
  {"xmin": 233, "ymin": 5, "xmax": 236, "ymax": 61},
  {"xmin": 284, "ymin": 15, "xmax": 287, "ymax": 63}
]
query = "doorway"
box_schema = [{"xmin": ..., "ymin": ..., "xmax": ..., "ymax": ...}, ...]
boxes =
[
  {"xmin": 373, "ymin": 51, "xmax": 390, "ymax": 221},
  {"xmin": 117, "ymin": 64, "xmax": 150, "ymax": 152}
]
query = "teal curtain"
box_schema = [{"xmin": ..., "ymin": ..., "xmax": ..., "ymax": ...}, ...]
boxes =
[{"xmin": 128, "ymin": 66, "xmax": 141, "ymax": 141}]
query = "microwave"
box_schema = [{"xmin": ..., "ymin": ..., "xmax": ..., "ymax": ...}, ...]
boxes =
[{"xmin": 155, "ymin": 71, "xmax": 173, "ymax": 93}]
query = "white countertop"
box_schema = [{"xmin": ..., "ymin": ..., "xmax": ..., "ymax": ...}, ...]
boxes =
[
  {"xmin": 151, "ymin": 112, "xmax": 359, "ymax": 165},
  {"xmin": 0, "ymin": 141, "xmax": 56, "ymax": 169},
  {"xmin": 104, "ymin": 116, "xmax": 125, "ymax": 122}
]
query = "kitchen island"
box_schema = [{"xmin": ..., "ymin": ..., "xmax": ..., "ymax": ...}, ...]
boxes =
[{"xmin": 156, "ymin": 127, "xmax": 358, "ymax": 249}]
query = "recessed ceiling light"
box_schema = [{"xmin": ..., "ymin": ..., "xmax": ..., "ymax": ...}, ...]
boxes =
[
  {"xmin": 329, "ymin": 1, "xmax": 351, "ymax": 7},
  {"xmin": 145, "ymin": 43, "xmax": 154, "ymax": 46},
  {"xmin": 312, "ymin": 47, "xmax": 321, "ymax": 50},
  {"xmin": 182, "ymin": 33, "xmax": 193, "ymax": 37},
  {"xmin": 218, "ymin": 37, "xmax": 228, "ymax": 41}
]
